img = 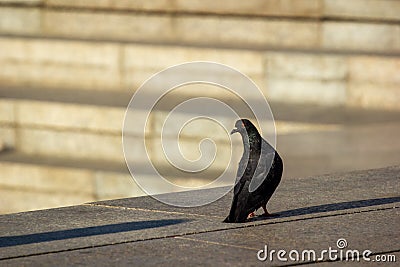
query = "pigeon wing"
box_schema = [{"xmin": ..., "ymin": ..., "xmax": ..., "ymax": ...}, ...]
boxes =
[
  {"xmin": 224, "ymin": 153, "xmax": 252, "ymax": 222},
  {"xmin": 246, "ymin": 140, "xmax": 282, "ymax": 212}
]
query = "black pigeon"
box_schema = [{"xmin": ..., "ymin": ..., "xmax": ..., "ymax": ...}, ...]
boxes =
[{"xmin": 224, "ymin": 119, "xmax": 283, "ymax": 223}]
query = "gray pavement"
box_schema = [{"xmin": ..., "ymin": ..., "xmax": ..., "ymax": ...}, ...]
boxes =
[{"xmin": 0, "ymin": 166, "xmax": 399, "ymax": 266}]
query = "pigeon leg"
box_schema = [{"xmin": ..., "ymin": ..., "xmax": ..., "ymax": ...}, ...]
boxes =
[{"xmin": 262, "ymin": 204, "xmax": 272, "ymax": 217}]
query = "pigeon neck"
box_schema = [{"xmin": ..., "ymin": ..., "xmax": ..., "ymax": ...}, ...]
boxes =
[{"xmin": 241, "ymin": 132, "xmax": 261, "ymax": 154}]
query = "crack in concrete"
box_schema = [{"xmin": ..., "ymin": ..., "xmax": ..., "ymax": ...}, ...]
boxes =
[
  {"xmin": 83, "ymin": 203, "xmax": 223, "ymax": 219},
  {"xmin": 174, "ymin": 236, "xmax": 259, "ymax": 251}
]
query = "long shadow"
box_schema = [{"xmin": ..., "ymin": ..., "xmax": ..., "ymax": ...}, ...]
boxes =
[
  {"xmin": 251, "ymin": 196, "xmax": 400, "ymax": 221},
  {"xmin": 0, "ymin": 219, "xmax": 189, "ymax": 248}
]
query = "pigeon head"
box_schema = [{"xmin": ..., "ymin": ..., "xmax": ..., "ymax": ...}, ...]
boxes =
[{"xmin": 230, "ymin": 119, "xmax": 259, "ymax": 136}]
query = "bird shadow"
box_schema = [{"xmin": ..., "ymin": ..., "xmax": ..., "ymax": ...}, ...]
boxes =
[
  {"xmin": 0, "ymin": 218, "xmax": 189, "ymax": 248},
  {"xmin": 248, "ymin": 196, "xmax": 400, "ymax": 222}
]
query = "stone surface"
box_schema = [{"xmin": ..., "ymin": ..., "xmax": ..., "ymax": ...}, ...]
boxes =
[
  {"xmin": 151, "ymin": 109, "xmax": 233, "ymax": 141},
  {"xmin": 174, "ymin": 16, "xmax": 319, "ymax": 48},
  {"xmin": 0, "ymin": 161, "xmax": 94, "ymax": 194},
  {"xmin": 98, "ymin": 166, "xmax": 400, "ymax": 217},
  {"xmin": 0, "ymin": 99, "xmax": 15, "ymax": 124},
  {"xmin": 267, "ymin": 79, "xmax": 346, "ymax": 105},
  {"xmin": 1, "ymin": 84, "xmax": 400, "ymax": 213},
  {"xmin": 46, "ymin": 0, "xmax": 175, "ymax": 11},
  {"xmin": 0, "ymin": 166, "xmax": 398, "ymax": 265},
  {"xmin": 18, "ymin": 8, "xmax": 321, "ymax": 48},
  {"xmin": 46, "ymin": 0, "xmax": 322, "ymax": 17},
  {"xmin": 0, "ymin": 2, "xmax": 399, "ymax": 54},
  {"xmin": 0, "ymin": 151, "xmax": 141, "ymax": 213},
  {"xmin": 123, "ymin": 44, "xmax": 263, "ymax": 76},
  {"xmin": 0, "ymin": 96, "xmax": 152, "ymax": 136},
  {"xmin": 348, "ymin": 56, "xmax": 400, "ymax": 85},
  {"xmin": 265, "ymin": 52, "xmax": 400, "ymax": 106},
  {"xmin": 347, "ymin": 83, "xmax": 400, "ymax": 110},
  {"xmin": 45, "ymin": 0, "xmax": 400, "ymax": 22},
  {"xmin": 0, "ymin": 36, "xmax": 399, "ymax": 109},
  {"xmin": 174, "ymin": 0, "xmax": 322, "ymax": 17},
  {"xmin": 322, "ymin": 22, "xmax": 399, "ymax": 52},
  {"xmin": 0, "ymin": 0, "xmax": 400, "ymax": 233},
  {"xmin": 123, "ymin": 44, "xmax": 264, "ymax": 94},
  {"xmin": 0, "ymin": 38, "xmax": 121, "ymax": 90},
  {"xmin": 266, "ymin": 53, "xmax": 347, "ymax": 80},
  {"xmin": 279, "ymin": 123, "xmax": 400, "ymax": 179},
  {"xmin": 0, "ymin": 86, "xmax": 131, "ymax": 107},
  {"xmin": 347, "ymin": 56, "xmax": 400, "ymax": 110},
  {"xmin": 94, "ymin": 172, "xmax": 145, "ymax": 199},
  {"xmin": 17, "ymin": 100, "xmax": 125, "ymax": 133},
  {"xmin": 0, "ymin": 8, "xmax": 319, "ymax": 49},
  {"xmin": 265, "ymin": 53, "xmax": 347, "ymax": 104},
  {"xmin": 149, "ymin": 136, "xmax": 236, "ymax": 174},
  {"xmin": 42, "ymin": 10, "xmax": 175, "ymax": 42},
  {"xmin": 0, "ymin": 7, "xmax": 40, "ymax": 35},
  {"xmin": 0, "ymin": 189, "xmax": 94, "ymax": 215},
  {"xmin": 16, "ymin": 128, "xmax": 125, "ymax": 162},
  {"xmin": 0, "ymin": 0, "xmax": 42, "ymax": 5},
  {"xmin": 0, "ymin": 126, "xmax": 15, "ymax": 149},
  {"xmin": 323, "ymin": 0, "xmax": 400, "ymax": 21}
]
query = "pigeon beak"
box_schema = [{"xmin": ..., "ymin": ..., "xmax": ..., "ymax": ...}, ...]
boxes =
[{"xmin": 230, "ymin": 128, "xmax": 239, "ymax": 135}]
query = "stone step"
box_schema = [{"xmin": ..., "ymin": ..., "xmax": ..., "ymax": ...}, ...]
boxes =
[
  {"xmin": 4, "ymin": 0, "xmax": 400, "ymax": 21},
  {"xmin": 1, "ymin": 37, "xmax": 399, "ymax": 110},
  {"xmin": 2, "ymin": 86, "xmax": 400, "ymax": 124},
  {"xmin": 0, "ymin": 88, "xmax": 242, "ymax": 164},
  {"xmin": 0, "ymin": 2, "xmax": 399, "ymax": 53},
  {"xmin": 0, "ymin": 150, "xmax": 234, "ymax": 214},
  {"xmin": 1, "ymin": 118, "xmax": 400, "ymax": 214},
  {"xmin": 0, "ymin": 91, "xmax": 128, "ymax": 162},
  {"xmin": 0, "ymin": 151, "xmax": 139, "ymax": 214},
  {"xmin": 0, "ymin": 37, "xmax": 265, "ymax": 93},
  {"xmin": 1, "ymin": 86, "xmax": 400, "ymax": 161}
]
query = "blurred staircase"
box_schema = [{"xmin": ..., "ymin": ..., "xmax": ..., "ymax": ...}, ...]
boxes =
[{"xmin": 0, "ymin": 0, "xmax": 399, "ymax": 213}]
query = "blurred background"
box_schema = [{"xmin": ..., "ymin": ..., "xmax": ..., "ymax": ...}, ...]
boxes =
[{"xmin": 0, "ymin": 0, "xmax": 399, "ymax": 214}]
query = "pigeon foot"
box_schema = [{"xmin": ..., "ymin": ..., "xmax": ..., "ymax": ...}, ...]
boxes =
[
  {"xmin": 261, "ymin": 204, "xmax": 274, "ymax": 217},
  {"xmin": 247, "ymin": 212, "xmax": 255, "ymax": 219}
]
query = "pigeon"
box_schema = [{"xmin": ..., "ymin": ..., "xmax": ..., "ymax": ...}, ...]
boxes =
[{"xmin": 224, "ymin": 119, "xmax": 283, "ymax": 223}]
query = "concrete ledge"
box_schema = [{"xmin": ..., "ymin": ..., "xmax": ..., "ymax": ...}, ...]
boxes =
[{"xmin": 0, "ymin": 166, "xmax": 398, "ymax": 265}]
